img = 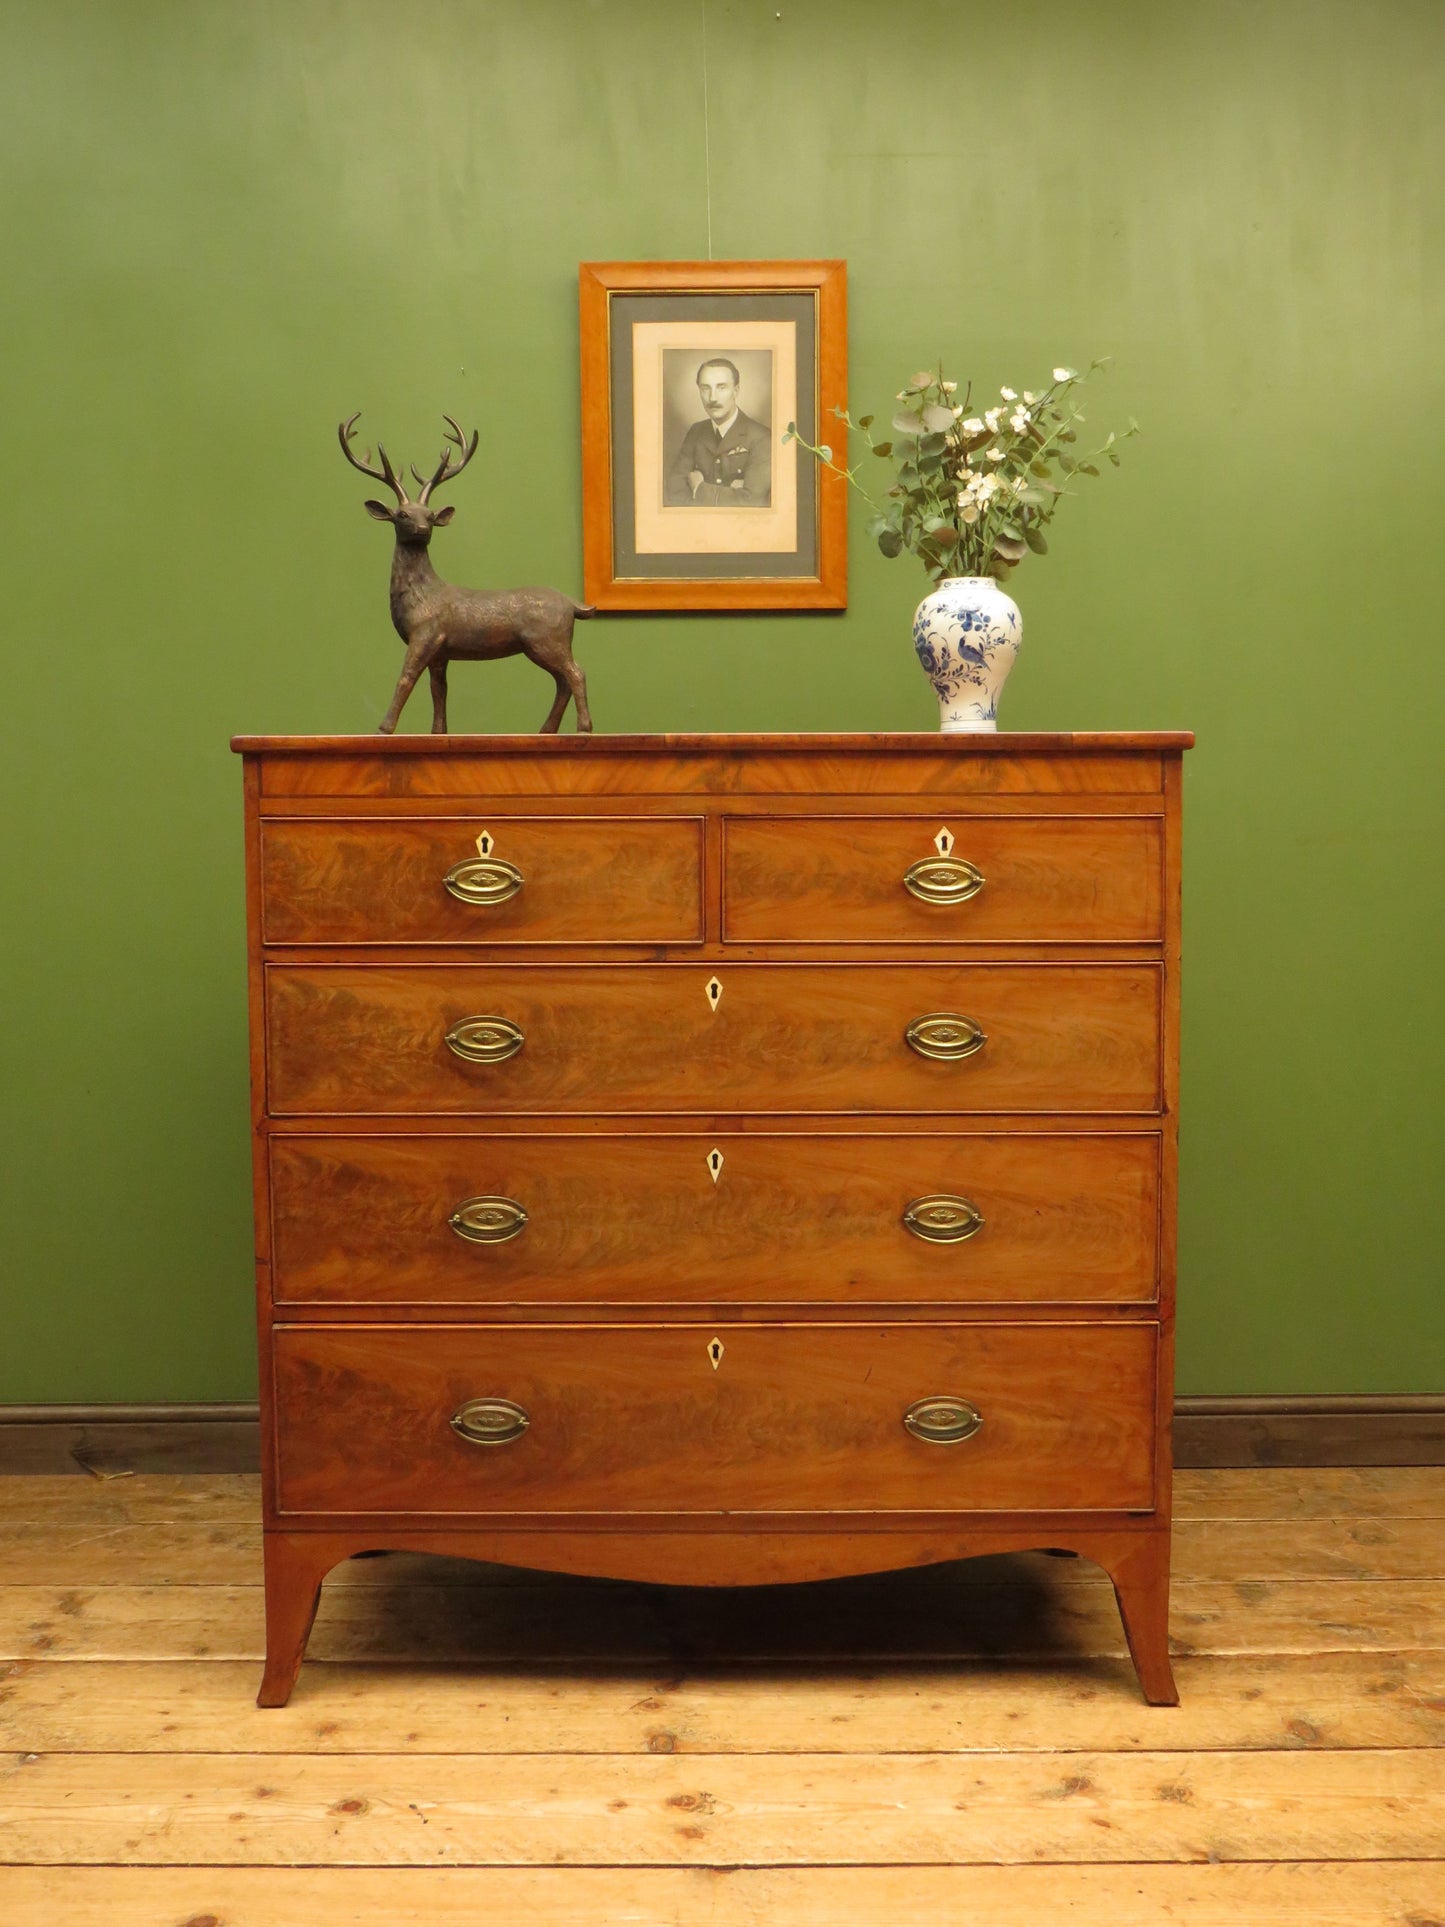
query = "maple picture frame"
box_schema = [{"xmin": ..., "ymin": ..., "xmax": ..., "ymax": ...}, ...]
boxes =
[{"xmin": 579, "ymin": 259, "xmax": 848, "ymax": 611}]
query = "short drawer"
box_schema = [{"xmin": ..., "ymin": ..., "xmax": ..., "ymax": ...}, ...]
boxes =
[
  {"xmin": 723, "ymin": 814, "xmax": 1163, "ymax": 944},
  {"xmin": 259, "ymin": 815, "xmax": 703, "ymax": 946},
  {"xmin": 272, "ymin": 1321, "xmax": 1158, "ymax": 1516},
  {"xmin": 265, "ymin": 962, "xmax": 1162, "ymax": 1116},
  {"xmin": 269, "ymin": 1131, "xmax": 1161, "ymax": 1308}
]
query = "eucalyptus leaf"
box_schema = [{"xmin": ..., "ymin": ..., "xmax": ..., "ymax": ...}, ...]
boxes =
[
  {"xmin": 878, "ymin": 527, "xmax": 905, "ymax": 557},
  {"xmin": 857, "ymin": 414, "xmax": 874, "ymax": 430},
  {"xmin": 1078, "ymin": 462, "xmax": 1099, "ymax": 477},
  {"xmin": 992, "ymin": 534, "xmax": 1027, "ymax": 562},
  {"xmin": 891, "ymin": 410, "xmax": 926, "ymax": 437},
  {"xmin": 922, "ymin": 404, "xmax": 955, "ymax": 433},
  {"xmin": 872, "ymin": 440, "xmax": 893, "ymax": 458},
  {"xmin": 783, "ymin": 422, "xmax": 797, "ymax": 442},
  {"xmin": 919, "ymin": 431, "xmax": 948, "ymax": 457},
  {"xmin": 818, "ymin": 445, "xmax": 832, "ymax": 462},
  {"xmin": 1024, "ymin": 526, "xmax": 1048, "ymax": 554}
]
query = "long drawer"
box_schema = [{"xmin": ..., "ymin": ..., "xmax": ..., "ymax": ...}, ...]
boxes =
[
  {"xmin": 265, "ymin": 963, "xmax": 1162, "ymax": 1115},
  {"xmin": 260, "ymin": 814, "xmax": 704, "ymax": 946},
  {"xmin": 723, "ymin": 814, "xmax": 1163, "ymax": 944},
  {"xmin": 269, "ymin": 1131, "xmax": 1161, "ymax": 1307},
  {"xmin": 272, "ymin": 1321, "xmax": 1158, "ymax": 1516}
]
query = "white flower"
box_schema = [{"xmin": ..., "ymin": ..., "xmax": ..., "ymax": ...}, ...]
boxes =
[
  {"xmin": 1022, "ymin": 391, "xmax": 1036, "ymax": 403},
  {"xmin": 1011, "ymin": 475, "xmax": 1028, "ymax": 493},
  {"xmin": 952, "ymin": 405, "xmax": 964, "ymax": 417},
  {"xmin": 984, "ymin": 407, "xmax": 1003, "ymax": 430},
  {"xmin": 895, "ymin": 391, "xmax": 908, "ymax": 401},
  {"xmin": 960, "ymin": 416, "xmax": 985, "ymax": 434},
  {"xmin": 1000, "ymin": 386, "xmax": 1017, "ymax": 400},
  {"xmin": 1052, "ymin": 367, "xmax": 1073, "ymax": 382},
  {"xmin": 1010, "ymin": 410, "xmax": 1030, "ymax": 432},
  {"xmin": 987, "ymin": 446, "xmax": 1005, "ymax": 462},
  {"xmin": 940, "ymin": 380, "xmax": 958, "ymax": 392},
  {"xmin": 960, "ymin": 503, "xmax": 979, "ymax": 524}
]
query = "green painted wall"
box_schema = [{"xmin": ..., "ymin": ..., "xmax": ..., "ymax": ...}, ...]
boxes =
[{"xmin": 2, "ymin": 0, "xmax": 1440, "ymax": 1401}]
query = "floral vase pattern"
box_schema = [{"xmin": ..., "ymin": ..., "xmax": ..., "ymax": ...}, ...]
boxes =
[{"xmin": 912, "ymin": 576, "xmax": 1022, "ymax": 732}]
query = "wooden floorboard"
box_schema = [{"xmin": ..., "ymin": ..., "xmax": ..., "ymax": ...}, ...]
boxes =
[
  {"xmin": 0, "ymin": 1470, "xmax": 1442, "ymax": 1920},
  {"xmin": 1, "ymin": 1862, "xmax": 1442, "ymax": 1926},
  {"xmin": 5, "ymin": 1652, "xmax": 1442, "ymax": 1753}
]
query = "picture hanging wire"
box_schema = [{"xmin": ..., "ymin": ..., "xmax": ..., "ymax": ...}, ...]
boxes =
[{"xmin": 700, "ymin": 0, "xmax": 713, "ymax": 259}]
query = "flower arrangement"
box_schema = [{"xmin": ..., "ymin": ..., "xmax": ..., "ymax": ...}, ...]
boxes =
[{"xmin": 785, "ymin": 361, "xmax": 1136, "ymax": 584}]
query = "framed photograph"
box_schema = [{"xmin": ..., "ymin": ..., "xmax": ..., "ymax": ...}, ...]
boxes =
[{"xmin": 579, "ymin": 259, "xmax": 847, "ymax": 611}]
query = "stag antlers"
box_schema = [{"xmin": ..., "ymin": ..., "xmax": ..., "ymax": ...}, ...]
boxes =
[{"xmin": 338, "ymin": 413, "xmax": 479, "ymax": 505}]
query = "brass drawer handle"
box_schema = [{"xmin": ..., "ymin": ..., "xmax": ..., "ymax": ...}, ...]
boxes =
[
  {"xmin": 443, "ymin": 856, "xmax": 524, "ymax": 905},
  {"xmin": 904, "ymin": 1396, "xmax": 983, "ymax": 1445},
  {"xmin": 450, "ymin": 1397, "xmax": 530, "ymax": 1446},
  {"xmin": 903, "ymin": 1195, "xmax": 985, "ymax": 1243},
  {"xmin": 905, "ymin": 1012, "xmax": 986, "ymax": 1061},
  {"xmin": 444, "ymin": 1015, "xmax": 525, "ymax": 1064},
  {"xmin": 903, "ymin": 855, "xmax": 985, "ymax": 904},
  {"xmin": 449, "ymin": 1195, "xmax": 528, "ymax": 1244}
]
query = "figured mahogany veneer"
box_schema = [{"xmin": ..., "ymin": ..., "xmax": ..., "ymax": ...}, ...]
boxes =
[
  {"xmin": 723, "ymin": 814, "xmax": 1163, "ymax": 944},
  {"xmin": 268, "ymin": 1130, "xmax": 1162, "ymax": 1309},
  {"xmin": 234, "ymin": 731, "xmax": 1190, "ymax": 1709},
  {"xmin": 261, "ymin": 814, "xmax": 704, "ymax": 946},
  {"xmin": 265, "ymin": 962, "xmax": 1163, "ymax": 1116},
  {"xmin": 273, "ymin": 1322, "xmax": 1158, "ymax": 1516}
]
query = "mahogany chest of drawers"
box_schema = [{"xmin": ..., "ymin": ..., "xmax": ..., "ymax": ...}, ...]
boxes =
[{"xmin": 233, "ymin": 730, "xmax": 1190, "ymax": 1705}]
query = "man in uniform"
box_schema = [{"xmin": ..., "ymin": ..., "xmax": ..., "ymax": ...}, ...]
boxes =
[{"xmin": 664, "ymin": 357, "xmax": 772, "ymax": 506}]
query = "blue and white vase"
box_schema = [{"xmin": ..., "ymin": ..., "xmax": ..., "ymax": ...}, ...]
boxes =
[{"xmin": 912, "ymin": 576, "xmax": 1022, "ymax": 732}]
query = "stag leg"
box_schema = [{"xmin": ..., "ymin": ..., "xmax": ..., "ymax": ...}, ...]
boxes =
[
  {"xmin": 429, "ymin": 660, "xmax": 449, "ymax": 735},
  {"xmin": 377, "ymin": 634, "xmax": 434, "ymax": 735},
  {"xmin": 538, "ymin": 669, "xmax": 571, "ymax": 734},
  {"xmin": 564, "ymin": 656, "xmax": 593, "ymax": 734}
]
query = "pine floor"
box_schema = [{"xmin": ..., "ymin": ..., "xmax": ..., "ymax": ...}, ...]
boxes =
[{"xmin": 0, "ymin": 1467, "xmax": 1442, "ymax": 1924}]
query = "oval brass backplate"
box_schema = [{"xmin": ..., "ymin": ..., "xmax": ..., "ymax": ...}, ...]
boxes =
[
  {"xmin": 904, "ymin": 1013, "xmax": 987, "ymax": 1061},
  {"xmin": 444, "ymin": 1015, "xmax": 525, "ymax": 1064},
  {"xmin": 448, "ymin": 1195, "xmax": 529, "ymax": 1244},
  {"xmin": 903, "ymin": 1395, "xmax": 983, "ymax": 1445},
  {"xmin": 443, "ymin": 856, "xmax": 524, "ymax": 905},
  {"xmin": 450, "ymin": 1397, "xmax": 530, "ymax": 1446},
  {"xmin": 902, "ymin": 855, "xmax": 985, "ymax": 905},
  {"xmin": 903, "ymin": 1195, "xmax": 985, "ymax": 1244}
]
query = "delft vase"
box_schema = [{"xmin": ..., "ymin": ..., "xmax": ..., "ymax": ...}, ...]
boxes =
[{"xmin": 912, "ymin": 576, "xmax": 1022, "ymax": 732}]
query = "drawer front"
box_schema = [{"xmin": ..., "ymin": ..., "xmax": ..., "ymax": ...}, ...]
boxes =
[
  {"xmin": 259, "ymin": 815, "xmax": 704, "ymax": 946},
  {"xmin": 273, "ymin": 1321, "xmax": 1158, "ymax": 1515},
  {"xmin": 270, "ymin": 1132, "xmax": 1161, "ymax": 1307},
  {"xmin": 265, "ymin": 963, "xmax": 1162, "ymax": 1115},
  {"xmin": 724, "ymin": 814, "xmax": 1163, "ymax": 944}
]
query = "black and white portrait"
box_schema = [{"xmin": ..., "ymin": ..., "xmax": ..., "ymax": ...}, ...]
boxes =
[{"xmin": 662, "ymin": 349, "xmax": 773, "ymax": 507}]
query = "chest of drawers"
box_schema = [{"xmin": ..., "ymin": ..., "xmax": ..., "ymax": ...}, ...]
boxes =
[{"xmin": 233, "ymin": 730, "xmax": 1190, "ymax": 1706}]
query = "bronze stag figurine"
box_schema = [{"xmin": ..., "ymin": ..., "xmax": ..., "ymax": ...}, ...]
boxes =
[{"xmin": 340, "ymin": 413, "xmax": 594, "ymax": 735}]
